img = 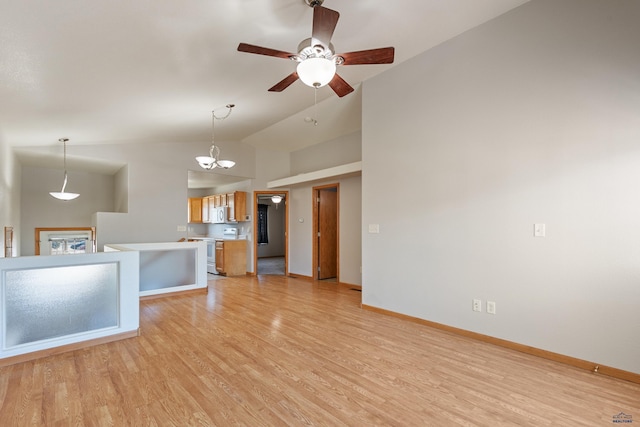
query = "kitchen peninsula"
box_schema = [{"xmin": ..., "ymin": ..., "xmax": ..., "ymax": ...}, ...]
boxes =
[{"xmin": 104, "ymin": 240, "xmax": 207, "ymax": 297}]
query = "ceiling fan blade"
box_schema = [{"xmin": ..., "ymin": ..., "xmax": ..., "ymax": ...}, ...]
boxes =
[
  {"xmin": 237, "ymin": 43, "xmax": 295, "ymax": 60},
  {"xmin": 312, "ymin": 6, "xmax": 339, "ymax": 49},
  {"xmin": 268, "ymin": 72, "xmax": 299, "ymax": 92},
  {"xmin": 338, "ymin": 47, "xmax": 395, "ymax": 65},
  {"xmin": 328, "ymin": 73, "xmax": 354, "ymax": 98}
]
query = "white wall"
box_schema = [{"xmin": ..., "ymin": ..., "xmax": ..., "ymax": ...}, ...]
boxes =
[
  {"xmin": 20, "ymin": 166, "xmax": 115, "ymax": 255},
  {"xmin": 252, "ymin": 147, "xmax": 291, "ymax": 188},
  {"xmin": 0, "ymin": 137, "xmax": 21, "ymax": 257},
  {"xmin": 290, "ymin": 131, "xmax": 361, "ymax": 174},
  {"xmin": 339, "ymin": 176, "xmax": 362, "ymax": 286},
  {"xmin": 362, "ymin": 0, "xmax": 640, "ymax": 374},
  {"xmin": 288, "ymin": 185, "xmax": 313, "ymax": 277},
  {"xmin": 285, "ymin": 132, "xmax": 363, "ymax": 285},
  {"xmin": 114, "ymin": 165, "xmax": 129, "ymax": 213}
]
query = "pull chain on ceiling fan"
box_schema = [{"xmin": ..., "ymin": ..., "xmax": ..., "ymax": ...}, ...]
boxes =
[{"xmin": 237, "ymin": 0, "xmax": 394, "ymax": 97}]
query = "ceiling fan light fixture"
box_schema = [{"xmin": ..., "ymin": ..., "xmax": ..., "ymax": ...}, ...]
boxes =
[
  {"xmin": 237, "ymin": 4, "xmax": 394, "ymax": 97},
  {"xmin": 297, "ymin": 57, "xmax": 336, "ymax": 88}
]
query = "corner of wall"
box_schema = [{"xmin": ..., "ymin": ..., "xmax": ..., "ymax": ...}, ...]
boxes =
[{"xmin": 0, "ymin": 139, "xmax": 21, "ymax": 257}]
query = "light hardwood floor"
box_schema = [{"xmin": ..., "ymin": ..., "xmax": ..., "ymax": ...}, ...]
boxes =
[{"xmin": 1, "ymin": 275, "xmax": 638, "ymax": 426}]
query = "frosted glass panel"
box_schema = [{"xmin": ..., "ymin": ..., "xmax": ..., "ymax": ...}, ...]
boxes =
[
  {"xmin": 4, "ymin": 263, "xmax": 118, "ymax": 348},
  {"xmin": 139, "ymin": 249, "xmax": 196, "ymax": 292}
]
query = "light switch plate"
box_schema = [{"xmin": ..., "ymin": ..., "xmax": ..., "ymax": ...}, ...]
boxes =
[
  {"xmin": 368, "ymin": 224, "xmax": 380, "ymax": 234},
  {"xmin": 487, "ymin": 301, "xmax": 496, "ymax": 314},
  {"xmin": 534, "ymin": 223, "xmax": 545, "ymax": 237}
]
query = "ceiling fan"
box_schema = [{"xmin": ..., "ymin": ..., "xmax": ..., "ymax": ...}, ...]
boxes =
[{"xmin": 237, "ymin": 0, "xmax": 394, "ymax": 97}]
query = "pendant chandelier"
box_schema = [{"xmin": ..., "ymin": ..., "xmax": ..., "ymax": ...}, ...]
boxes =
[
  {"xmin": 50, "ymin": 138, "xmax": 80, "ymax": 201},
  {"xmin": 195, "ymin": 104, "xmax": 236, "ymax": 170}
]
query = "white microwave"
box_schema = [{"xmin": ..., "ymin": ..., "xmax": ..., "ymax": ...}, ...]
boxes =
[{"xmin": 213, "ymin": 206, "xmax": 227, "ymax": 224}]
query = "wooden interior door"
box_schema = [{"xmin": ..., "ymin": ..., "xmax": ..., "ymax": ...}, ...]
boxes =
[{"xmin": 317, "ymin": 188, "xmax": 337, "ymax": 279}]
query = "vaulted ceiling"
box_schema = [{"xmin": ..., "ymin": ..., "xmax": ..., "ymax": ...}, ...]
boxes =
[{"xmin": 1, "ymin": 0, "xmax": 528, "ymax": 153}]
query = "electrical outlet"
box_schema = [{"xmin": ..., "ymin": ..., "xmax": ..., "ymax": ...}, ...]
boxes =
[
  {"xmin": 487, "ymin": 301, "xmax": 496, "ymax": 315},
  {"xmin": 472, "ymin": 299, "xmax": 482, "ymax": 312}
]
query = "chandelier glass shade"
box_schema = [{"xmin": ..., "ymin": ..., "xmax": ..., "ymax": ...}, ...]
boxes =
[
  {"xmin": 297, "ymin": 57, "xmax": 336, "ymax": 88},
  {"xmin": 196, "ymin": 144, "xmax": 236, "ymax": 170},
  {"xmin": 196, "ymin": 105, "xmax": 235, "ymax": 170},
  {"xmin": 50, "ymin": 138, "xmax": 79, "ymax": 201}
]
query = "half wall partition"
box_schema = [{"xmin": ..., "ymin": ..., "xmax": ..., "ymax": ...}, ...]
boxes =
[{"xmin": 0, "ymin": 251, "xmax": 139, "ymax": 365}]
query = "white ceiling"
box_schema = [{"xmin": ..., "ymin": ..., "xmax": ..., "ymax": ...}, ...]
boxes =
[{"xmin": 1, "ymin": 0, "xmax": 529, "ymax": 154}]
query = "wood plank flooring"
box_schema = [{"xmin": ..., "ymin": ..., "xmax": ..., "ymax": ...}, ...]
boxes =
[{"xmin": 1, "ymin": 274, "xmax": 638, "ymax": 426}]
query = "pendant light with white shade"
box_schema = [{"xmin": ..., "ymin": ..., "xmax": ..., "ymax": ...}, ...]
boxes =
[{"xmin": 49, "ymin": 138, "xmax": 80, "ymax": 201}]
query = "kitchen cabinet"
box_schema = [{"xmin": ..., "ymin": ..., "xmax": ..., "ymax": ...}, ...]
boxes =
[
  {"xmin": 188, "ymin": 198, "xmax": 203, "ymax": 223},
  {"xmin": 227, "ymin": 191, "xmax": 247, "ymax": 222},
  {"xmin": 202, "ymin": 197, "xmax": 210, "ymax": 223},
  {"xmin": 193, "ymin": 191, "xmax": 248, "ymax": 224},
  {"xmin": 215, "ymin": 239, "xmax": 246, "ymax": 276},
  {"xmin": 203, "ymin": 196, "xmax": 216, "ymax": 223}
]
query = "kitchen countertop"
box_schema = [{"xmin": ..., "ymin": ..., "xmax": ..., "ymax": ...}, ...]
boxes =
[{"xmin": 188, "ymin": 235, "xmax": 247, "ymax": 241}]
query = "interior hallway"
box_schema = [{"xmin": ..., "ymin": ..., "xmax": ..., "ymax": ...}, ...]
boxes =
[{"xmin": 256, "ymin": 256, "xmax": 285, "ymax": 275}]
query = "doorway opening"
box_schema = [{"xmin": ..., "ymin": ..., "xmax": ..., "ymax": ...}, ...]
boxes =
[
  {"xmin": 312, "ymin": 184, "xmax": 339, "ymax": 281},
  {"xmin": 254, "ymin": 191, "xmax": 288, "ymax": 276}
]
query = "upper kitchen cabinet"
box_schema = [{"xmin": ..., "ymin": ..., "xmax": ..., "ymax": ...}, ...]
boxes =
[
  {"xmin": 202, "ymin": 196, "xmax": 211, "ymax": 223},
  {"xmin": 227, "ymin": 191, "xmax": 246, "ymax": 222},
  {"xmin": 190, "ymin": 191, "xmax": 247, "ymax": 223},
  {"xmin": 188, "ymin": 197, "xmax": 203, "ymax": 223}
]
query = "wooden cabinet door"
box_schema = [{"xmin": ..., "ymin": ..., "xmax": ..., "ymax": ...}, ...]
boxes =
[
  {"xmin": 208, "ymin": 196, "xmax": 216, "ymax": 222},
  {"xmin": 227, "ymin": 193, "xmax": 235, "ymax": 221},
  {"xmin": 233, "ymin": 191, "xmax": 246, "ymax": 222},
  {"xmin": 202, "ymin": 197, "xmax": 210, "ymax": 223},
  {"xmin": 188, "ymin": 198, "xmax": 203, "ymax": 223},
  {"xmin": 215, "ymin": 241, "xmax": 224, "ymax": 273}
]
